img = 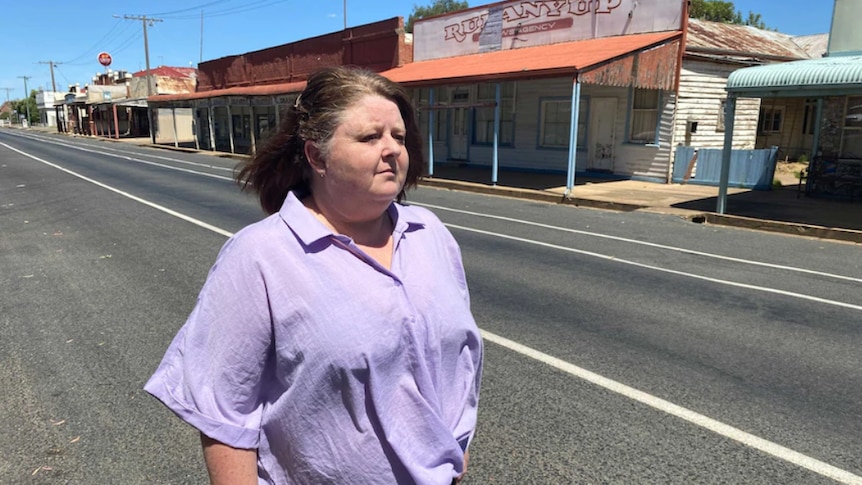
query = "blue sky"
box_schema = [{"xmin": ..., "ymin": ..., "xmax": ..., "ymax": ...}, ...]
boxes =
[{"xmin": 0, "ymin": 0, "xmax": 835, "ymax": 102}]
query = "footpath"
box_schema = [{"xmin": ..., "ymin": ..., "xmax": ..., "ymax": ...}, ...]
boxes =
[
  {"xmin": 418, "ymin": 166, "xmax": 862, "ymax": 244},
  {"xmin": 14, "ymin": 126, "xmax": 862, "ymax": 244}
]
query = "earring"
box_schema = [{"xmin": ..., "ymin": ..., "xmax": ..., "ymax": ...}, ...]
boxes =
[{"xmin": 318, "ymin": 170, "xmax": 325, "ymax": 178}]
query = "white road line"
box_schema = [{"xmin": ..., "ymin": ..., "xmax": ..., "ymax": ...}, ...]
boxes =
[
  {"xmin": 481, "ymin": 330, "xmax": 862, "ymax": 485},
  {"xmin": 6, "ymin": 131, "xmax": 236, "ymax": 179},
  {"xmin": 447, "ymin": 223, "xmax": 862, "ymax": 311},
  {"xmin": 1, "ymin": 143, "xmax": 234, "ymax": 238},
  {"xmin": 415, "ymin": 201, "xmax": 862, "ymax": 284},
  {"xmin": 6, "ymin": 141, "xmax": 862, "ymax": 483}
]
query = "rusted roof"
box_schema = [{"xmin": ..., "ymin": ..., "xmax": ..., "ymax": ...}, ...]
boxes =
[
  {"xmin": 686, "ymin": 19, "xmax": 811, "ymax": 61},
  {"xmin": 133, "ymin": 66, "xmax": 197, "ymax": 79},
  {"xmin": 148, "ymin": 81, "xmax": 306, "ymax": 103},
  {"xmin": 792, "ymin": 33, "xmax": 829, "ymax": 59},
  {"xmin": 380, "ymin": 31, "xmax": 681, "ymax": 86}
]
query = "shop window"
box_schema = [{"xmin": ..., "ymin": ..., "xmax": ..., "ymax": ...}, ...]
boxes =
[
  {"xmin": 473, "ymin": 82, "xmax": 514, "ymax": 146},
  {"xmin": 716, "ymin": 99, "xmax": 726, "ymax": 132},
  {"xmin": 758, "ymin": 106, "xmax": 784, "ymax": 134},
  {"xmin": 416, "ymin": 87, "xmax": 449, "ymax": 143},
  {"xmin": 841, "ymin": 96, "xmax": 862, "ymax": 159},
  {"xmin": 538, "ymin": 98, "xmax": 587, "ymax": 149},
  {"xmin": 802, "ymin": 99, "xmax": 817, "ymax": 135},
  {"xmin": 629, "ymin": 89, "xmax": 659, "ymax": 143}
]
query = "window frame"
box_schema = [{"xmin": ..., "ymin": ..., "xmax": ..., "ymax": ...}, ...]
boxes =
[
  {"xmin": 472, "ymin": 82, "xmax": 515, "ymax": 146},
  {"xmin": 537, "ymin": 96, "xmax": 588, "ymax": 151},
  {"xmin": 627, "ymin": 88, "xmax": 661, "ymax": 145},
  {"xmin": 758, "ymin": 106, "xmax": 785, "ymax": 134}
]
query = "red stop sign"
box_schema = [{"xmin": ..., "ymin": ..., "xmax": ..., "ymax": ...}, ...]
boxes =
[{"xmin": 98, "ymin": 52, "xmax": 113, "ymax": 67}]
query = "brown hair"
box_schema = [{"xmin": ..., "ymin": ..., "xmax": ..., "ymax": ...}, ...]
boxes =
[{"xmin": 235, "ymin": 66, "xmax": 425, "ymax": 214}]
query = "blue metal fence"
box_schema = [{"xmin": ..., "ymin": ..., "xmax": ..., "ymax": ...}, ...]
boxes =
[{"xmin": 673, "ymin": 146, "xmax": 779, "ymax": 190}]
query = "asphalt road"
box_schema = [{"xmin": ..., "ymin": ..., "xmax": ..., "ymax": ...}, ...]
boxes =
[{"xmin": 1, "ymin": 129, "xmax": 861, "ymax": 484}]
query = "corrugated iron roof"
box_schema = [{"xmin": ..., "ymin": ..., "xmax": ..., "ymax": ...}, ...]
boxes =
[
  {"xmin": 727, "ymin": 55, "xmax": 862, "ymax": 95},
  {"xmin": 380, "ymin": 31, "xmax": 681, "ymax": 85},
  {"xmin": 154, "ymin": 32, "xmax": 680, "ymax": 102},
  {"xmin": 792, "ymin": 33, "xmax": 829, "ymax": 59},
  {"xmin": 134, "ymin": 66, "xmax": 197, "ymax": 79},
  {"xmin": 149, "ymin": 81, "xmax": 306, "ymax": 103},
  {"xmin": 686, "ymin": 19, "xmax": 811, "ymax": 61}
]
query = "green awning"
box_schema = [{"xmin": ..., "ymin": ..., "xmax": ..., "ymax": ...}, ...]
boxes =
[{"xmin": 727, "ymin": 55, "xmax": 862, "ymax": 97}]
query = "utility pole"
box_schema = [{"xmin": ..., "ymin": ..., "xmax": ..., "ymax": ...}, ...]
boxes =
[
  {"xmin": 38, "ymin": 61, "xmax": 62, "ymax": 93},
  {"xmin": 118, "ymin": 14, "xmax": 163, "ymax": 143},
  {"xmin": 17, "ymin": 76, "xmax": 31, "ymax": 126}
]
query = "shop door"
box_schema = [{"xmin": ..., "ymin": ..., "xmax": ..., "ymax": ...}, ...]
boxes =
[
  {"xmin": 449, "ymin": 107, "xmax": 469, "ymax": 160},
  {"xmin": 588, "ymin": 97, "xmax": 617, "ymax": 172}
]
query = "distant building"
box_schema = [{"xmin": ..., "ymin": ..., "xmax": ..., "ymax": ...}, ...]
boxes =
[
  {"xmin": 131, "ymin": 66, "xmax": 198, "ymax": 145},
  {"xmin": 35, "ymin": 91, "xmax": 66, "ymax": 127}
]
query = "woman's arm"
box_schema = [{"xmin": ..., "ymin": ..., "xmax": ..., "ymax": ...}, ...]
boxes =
[{"xmin": 200, "ymin": 433, "xmax": 258, "ymax": 485}]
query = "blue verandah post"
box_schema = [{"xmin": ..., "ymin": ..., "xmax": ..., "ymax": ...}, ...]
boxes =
[{"xmin": 565, "ymin": 78, "xmax": 581, "ymax": 197}]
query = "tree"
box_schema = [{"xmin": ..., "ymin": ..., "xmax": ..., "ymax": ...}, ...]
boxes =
[
  {"xmin": 406, "ymin": 0, "xmax": 469, "ymax": 33},
  {"xmin": 689, "ymin": 0, "xmax": 771, "ymax": 30},
  {"xmin": 689, "ymin": 0, "xmax": 737, "ymax": 22},
  {"xmin": 13, "ymin": 90, "xmax": 38, "ymax": 125}
]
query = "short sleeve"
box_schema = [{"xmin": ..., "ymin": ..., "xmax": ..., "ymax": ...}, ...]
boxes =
[{"xmin": 144, "ymin": 233, "xmax": 274, "ymax": 449}]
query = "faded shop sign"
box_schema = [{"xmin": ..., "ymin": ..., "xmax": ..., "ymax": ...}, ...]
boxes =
[{"xmin": 413, "ymin": 0, "xmax": 684, "ymax": 61}]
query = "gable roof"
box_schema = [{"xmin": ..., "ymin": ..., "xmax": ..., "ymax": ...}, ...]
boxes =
[{"xmin": 686, "ymin": 19, "xmax": 811, "ymax": 62}]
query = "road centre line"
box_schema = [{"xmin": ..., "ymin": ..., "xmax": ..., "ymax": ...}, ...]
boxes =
[
  {"xmin": 9, "ymin": 131, "xmax": 236, "ymax": 178},
  {"xmin": 6, "ymin": 141, "xmax": 860, "ymax": 484},
  {"xmin": 446, "ymin": 222, "xmax": 862, "ymax": 312},
  {"xmin": 1, "ymin": 143, "xmax": 233, "ymax": 238},
  {"xmin": 415, "ymin": 202, "xmax": 862, "ymax": 284},
  {"xmin": 91, "ymin": 144, "xmax": 235, "ymax": 172}
]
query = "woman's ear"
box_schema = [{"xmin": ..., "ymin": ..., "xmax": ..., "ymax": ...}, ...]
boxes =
[{"xmin": 304, "ymin": 140, "xmax": 326, "ymax": 177}]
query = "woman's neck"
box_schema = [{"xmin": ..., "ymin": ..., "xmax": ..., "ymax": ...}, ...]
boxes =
[{"xmin": 303, "ymin": 195, "xmax": 393, "ymax": 248}]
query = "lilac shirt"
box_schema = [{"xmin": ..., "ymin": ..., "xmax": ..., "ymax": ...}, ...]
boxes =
[{"xmin": 145, "ymin": 191, "xmax": 483, "ymax": 484}]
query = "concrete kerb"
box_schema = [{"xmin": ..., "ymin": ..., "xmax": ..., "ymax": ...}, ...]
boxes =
[
  {"xmin": 419, "ymin": 177, "xmax": 862, "ymax": 244},
  {"xmin": 703, "ymin": 213, "xmax": 862, "ymax": 244},
  {"xmin": 419, "ymin": 177, "xmax": 648, "ymax": 212}
]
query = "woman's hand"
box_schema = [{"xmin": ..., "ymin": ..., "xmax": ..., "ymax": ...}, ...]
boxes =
[
  {"xmin": 454, "ymin": 450, "xmax": 470, "ymax": 483},
  {"xmin": 200, "ymin": 433, "xmax": 258, "ymax": 485}
]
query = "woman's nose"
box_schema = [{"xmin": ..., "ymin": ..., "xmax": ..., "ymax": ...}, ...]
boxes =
[{"xmin": 382, "ymin": 134, "xmax": 402, "ymax": 157}]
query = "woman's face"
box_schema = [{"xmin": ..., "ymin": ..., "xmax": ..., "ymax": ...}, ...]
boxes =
[{"xmin": 310, "ymin": 94, "xmax": 409, "ymax": 212}]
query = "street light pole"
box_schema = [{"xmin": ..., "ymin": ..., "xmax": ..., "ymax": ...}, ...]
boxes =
[{"xmin": 17, "ymin": 75, "xmax": 31, "ymax": 126}]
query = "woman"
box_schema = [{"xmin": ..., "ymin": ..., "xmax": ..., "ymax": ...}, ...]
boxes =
[{"xmin": 145, "ymin": 66, "xmax": 483, "ymax": 484}]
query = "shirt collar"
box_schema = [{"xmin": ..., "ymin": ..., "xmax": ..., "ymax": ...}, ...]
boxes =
[{"xmin": 278, "ymin": 191, "xmax": 425, "ymax": 247}]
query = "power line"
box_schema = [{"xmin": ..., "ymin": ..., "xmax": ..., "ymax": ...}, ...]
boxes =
[
  {"xmin": 37, "ymin": 61, "xmax": 63, "ymax": 93},
  {"xmin": 62, "ymin": 18, "xmax": 128, "ymax": 65},
  {"xmin": 150, "ymin": 0, "xmax": 232, "ymax": 17},
  {"xmin": 160, "ymin": 0, "xmax": 288, "ymax": 20}
]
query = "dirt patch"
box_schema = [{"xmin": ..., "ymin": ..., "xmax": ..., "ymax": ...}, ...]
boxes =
[{"xmin": 774, "ymin": 160, "xmax": 808, "ymax": 187}]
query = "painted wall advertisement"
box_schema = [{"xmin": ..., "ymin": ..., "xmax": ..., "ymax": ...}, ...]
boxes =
[{"xmin": 414, "ymin": 0, "xmax": 684, "ymax": 61}]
